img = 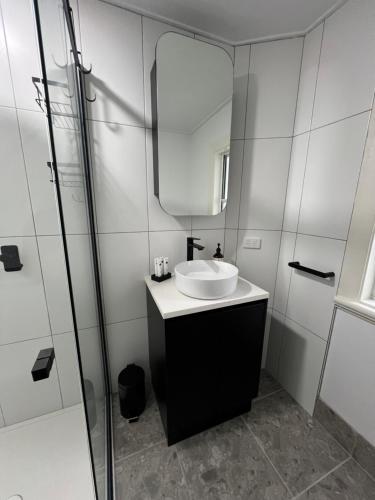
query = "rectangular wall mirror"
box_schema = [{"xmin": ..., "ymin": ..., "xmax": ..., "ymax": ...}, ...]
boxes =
[{"xmin": 152, "ymin": 33, "xmax": 233, "ymax": 216}]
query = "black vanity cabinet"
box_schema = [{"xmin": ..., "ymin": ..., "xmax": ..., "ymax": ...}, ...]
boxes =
[{"xmin": 147, "ymin": 289, "xmax": 268, "ymax": 445}]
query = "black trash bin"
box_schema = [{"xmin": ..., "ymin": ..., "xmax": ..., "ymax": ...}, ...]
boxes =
[{"xmin": 118, "ymin": 364, "xmax": 146, "ymax": 422}]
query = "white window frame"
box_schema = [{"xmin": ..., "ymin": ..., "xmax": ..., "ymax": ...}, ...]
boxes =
[{"xmin": 360, "ymin": 229, "xmax": 375, "ymax": 307}]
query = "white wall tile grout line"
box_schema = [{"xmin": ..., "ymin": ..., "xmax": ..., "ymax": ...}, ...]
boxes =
[
  {"xmin": 294, "ymin": 19, "xmax": 325, "ymax": 240},
  {"xmin": 0, "ymin": 402, "xmax": 83, "ymax": 434},
  {"xmin": 233, "ymin": 44, "xmax": 252, "ymax": 266},
  {"xmin": 275, "ymin": 311, "xmax": 330, "ymax": 343},
  {"xmin": 274, "ymin": 20, "xmax": 325, "ymax": 380},
  {"xmin": 266, "ymin": 34, "xmax": 304, "ymax": 376},
  {"xmin": 4, "ymin": 102, "xmax": 367, "ymax": 138},
  {"xmin": 140, "ymin": 15, "xmax": 152, "ymax": 277},
  {"xmin": 106, "ymin": 316, "xmax": 148, "ymax": 328},
  {"xmin": 336, "ymin": 105, "xmax": 375, "ymax": 296},
  {"xmin": 0, "ymin": 402, "xmax": 6, "ymax": 427},
  {"xmin": 294, "ymin": 108, "xmax": 373, "ymax": 137}
]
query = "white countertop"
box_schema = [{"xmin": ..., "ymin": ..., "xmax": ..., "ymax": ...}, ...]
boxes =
[{"xmin": 145, "ymin": 275, "xmax": 269, "ymax": 319}]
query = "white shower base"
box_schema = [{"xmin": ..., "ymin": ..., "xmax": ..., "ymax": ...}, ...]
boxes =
[{"xmin": 0, "ymin": 405, "xmax": 96, "ymax": 500}]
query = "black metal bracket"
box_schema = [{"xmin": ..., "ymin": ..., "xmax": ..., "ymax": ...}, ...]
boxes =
[
  {"xmin": 31, "ymin": 348, "xmax": 55, "ymax": 381},
  {"xmin": 288, "ymin": 261, "xmax": 335, "ymax": 279},
  {"xmin": 0, "ymin": 245, "xmax": 23, "ymax": 272}
]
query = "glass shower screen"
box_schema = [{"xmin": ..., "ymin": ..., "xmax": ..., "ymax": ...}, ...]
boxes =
[{"xmin": 33, "ymin": 0, "xmax": 113, "ymax": 498}]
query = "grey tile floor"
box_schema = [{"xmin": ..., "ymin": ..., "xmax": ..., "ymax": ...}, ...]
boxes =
[{"xmin": 113, "ymin": 371, "xmax": 375, "ymax": 499}]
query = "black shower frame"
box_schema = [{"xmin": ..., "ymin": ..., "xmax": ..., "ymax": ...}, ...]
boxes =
[{"xmin": 32, "ymin": 1, "xmax": 114, "ymax": 498}]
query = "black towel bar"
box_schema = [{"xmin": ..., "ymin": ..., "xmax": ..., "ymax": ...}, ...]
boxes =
[{"xmin": 288, "ymin": 261, "xmax": 335, "ymax": 279}]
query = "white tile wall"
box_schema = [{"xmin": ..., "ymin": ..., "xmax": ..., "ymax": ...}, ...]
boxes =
[
  {"xmin": 266, "ymin": 309, "xmax": 285, "ymax": 378},
  {"xmin": 192, "ymin": 212, "xmax": 226, "ymax": 231},
  {"xmin": 245, "ymin": 38, "xmax": 303, "ymax": 139},
  {"xmin": 321, "ymin": 309, "xmax": 375, "ymax": 446},
  {"xmin": 298, "ymin": 112, "xmax": 370, "ymax": 240},
  {"xmin": 223, "ymin": 229, "xmax": 238, "ymax": 265},
  {"xmin": 107, "ymin": 318, "xmax": 149, "ymax": 389},
  {"xmin": 146, "ymin": 130, "xmax": 191, "ymax": 231},
  {"xmin": 0, "ymin": 2, "xmax": 85, "ymax": 425},
  {"xmin": 231, "ymin": 45, "xmax": 250, "ymax": 140},
  {"xmin": 222, "ymin": 37, "xmax": 302, "ymax": 372},
  {"xmin": 90, "ymin": 120, "xmax": 148, "ymax": 233},
  {"xmin": 142, "ymin": 18, "xmax": 193, "ymax": 129},
  {"xmin": 0, "ymin": 107, "xmax": 34, "ymax": 237},
  {"xmin": 7, "ymin": 0, "xmax": 368, "ymax": 428},
  {"xmin": 313, "ymin": 0, "xmax": 375, "ymax": 128},
  {"xmin": 66, "ymin": 235, "xmax": 100, "ymax": 330},
  {"xmin": 0, "ymin": 337, "xmax": 62, "ymax": 425},
  {"xmin": 18, "ymin": 110, "xmax": 60, "ymax": 236},
  {"xmin": 274, "ymin": 231, "xmax": 296, "ymax": 315},
  {"xmin": 0, "ymin": 7, "xmax": 13, "ymax": 108},
  {"xmin": 0, "ymin": 236, "xmax": 51, "ymax": 345},
  {"xmin": 286, "ymin": 234, "xmax": 346, "ymax": 340},
  {"xmin": 225, "ymin": 140, "xmax": 244, "ymax": 229},
  {"xmin": 282, "ymin": 133, "xmax": 309, "ymax": 233},
  {"xmin": 195, "ymin": 35, "xmax": 234, "ymax": 61},
  {"xmin": 53, "ymin": 332, "xmax": 82, "ymax": 407},
  {"xmin": 294, "ymin": 24, "xmax": 323, "ymax": 135},
  {"xmin": 79, "ymin": 0, "xmax": 144, "ymax": 126},
  {"xmin": 52, "ymin": 126, "xmax": 90, "ymax": 236},
  {"xmin": 239, "ymin": 138, "xmax": 292, "ymax": 230},
  {"xmin": 261, "ymin": 308, "xmax": 272, "ymax": 369},
  {"xmin": 149, "ymin": 230, "xmax": 190, "ymax": 273},
  {"xmin": 0, "ymin": 0, "xmax": 41, "ymax": 112},
  {"xmin": 236, "ymin": 230, "xmax": 281, "ymax": 307},
  {"xmin": 38, "ymin": 236, "xmax": 74, "ymax": 335},
  {"xmin": 99, "ymin": 232, "xmax": 149, "ymax": 324},
  {"xmin": 0, "ymin": 0, "xmax": 319, "ymax": 421},
  {"xmin": 193, "ymin": 229, "xmax": 226, "ymax": 261},
  {"xmin": 278, "ymin": 317, "xmax": 326, "ymax": 415},
  {"xmin": 78, "ymin": 327, "xmax": 105, "ymax": 399},
  {"xmin": 266, "ymin": 0, "xmax": 375, "ymax": 416}
]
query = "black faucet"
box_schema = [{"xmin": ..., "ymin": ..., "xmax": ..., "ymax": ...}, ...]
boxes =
[{"xmin": 187, "ymin": 237, "xmax": 205, "ymax": 261}]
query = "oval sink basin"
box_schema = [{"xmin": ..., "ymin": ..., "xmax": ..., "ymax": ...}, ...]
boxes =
[{"xmin": 174, "ymin": 260, "xmax": 239, "ymax": 299}]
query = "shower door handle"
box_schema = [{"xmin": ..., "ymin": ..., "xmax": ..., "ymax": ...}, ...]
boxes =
[{"xmin": 31, "ymin": 348, "xmax": 55, "ymax": 381}]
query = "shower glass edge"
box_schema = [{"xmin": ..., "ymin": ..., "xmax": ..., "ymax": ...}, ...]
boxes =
[{"xmin": 32, "ymin": 0, "xmax": 114, "ymax": 498}]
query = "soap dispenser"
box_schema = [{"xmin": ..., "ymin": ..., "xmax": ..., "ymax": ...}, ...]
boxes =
[{"xmin": 213, "ymin": 243, "xmax": 224, "ymax": 261}]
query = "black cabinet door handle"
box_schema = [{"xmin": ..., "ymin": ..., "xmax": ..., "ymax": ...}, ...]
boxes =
[
  {"xmin": 288, "ymin": 261, "xmax": 335, "ymax": 279},
  {"xmin": 32, "ymin": 348, "xmax": 55, "ymax": 381}
]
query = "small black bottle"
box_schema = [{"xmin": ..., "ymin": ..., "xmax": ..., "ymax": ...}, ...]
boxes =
[{"xmin": 213, "ymin": 243, "xmax": 224, "ymax": 261}]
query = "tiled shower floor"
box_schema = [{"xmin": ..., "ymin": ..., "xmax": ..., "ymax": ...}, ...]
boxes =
[{"xmin": 113, "ymin": 371, "xmax": 375, "ymax": 499}]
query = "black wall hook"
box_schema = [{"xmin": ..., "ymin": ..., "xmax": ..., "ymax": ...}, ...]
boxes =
[{"xmin": 0, "ymin": 245, "xmax": 23, "ymax": 272}]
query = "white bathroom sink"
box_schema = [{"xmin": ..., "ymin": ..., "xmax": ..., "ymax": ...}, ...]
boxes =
[{"xmin": 174, "ymin": 260, "xmax": 239, "ymax": 299}]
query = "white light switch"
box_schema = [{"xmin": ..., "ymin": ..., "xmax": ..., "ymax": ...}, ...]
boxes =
[{"xmin": 243, "ymin": 237, "xmax": 262, "ymax": 249}]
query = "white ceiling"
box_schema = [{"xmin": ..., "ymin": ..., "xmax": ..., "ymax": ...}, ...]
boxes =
[{"xmin": 101, "ymin": 0, "xmax": 347, "ymax": 45}]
